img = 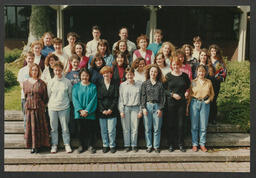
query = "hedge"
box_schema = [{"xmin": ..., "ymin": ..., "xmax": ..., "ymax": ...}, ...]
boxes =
[
  {"xmin": 217, "ymin": 60, "xmax": 250, "ymax": 132},
  {"xmin": 4, "ymin": 68, "xmax": 18, "ymax": 89},
  {"xmin": 5, "ymin": 48, "xmax": 22, "ymax": 63}
]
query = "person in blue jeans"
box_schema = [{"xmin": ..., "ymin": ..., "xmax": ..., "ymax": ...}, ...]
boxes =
[
  {"xmin": 97, "ymin": 66, "xmax": 119, "ymax": 154},
  {"xmin": 119, "ymin": 67, "xmax": 143, "ymax": 153},
  {"xmin": 47, "ymin": 61, "xmax": 72, "ymax": 154},
  {"xmin": 189, "ymin": 65, "xmax": 214, "ymax": 152},
  {"xmin": 140, "ymin": 64, "xmax": 165, "ymax": 153}
]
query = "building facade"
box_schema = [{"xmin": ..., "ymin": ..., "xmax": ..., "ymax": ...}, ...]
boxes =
[{"xmin": 4, "ymin": 5, "xmax": 250, "ymax": 61}]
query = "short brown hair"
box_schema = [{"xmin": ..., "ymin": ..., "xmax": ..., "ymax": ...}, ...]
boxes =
[
  {"xmin": 154, "ymin": 29, "xmax": 162, "ymax": 35},
  {"xmin": 31, "ymin": 41, "xmax": 43, "ymax": 51},
  {"xmin": 193, "ymin": 36, "xmax": 202, "ymax": 43},
  {"xmin": 45, "ymin": 53, "xmax": 59, "ymax": 67},
  {"xmin": 79, "ymin": 68, "xmax": 91, "ymax": 80},
  {"xmin": 90, "ymin": 53, "xmax": 105, "ymax": 68},
  {"xmin": 29, "ymin": 63, "xmax": 41, "ymax": 78},
  {"xmin": 52, "ymin": 61, "xmax": 64, "ymax": 70},
  {"xmin": 69, "ymin": 54, "xmax": 80, "ymax": 62},
  {"xmin": 170, "ymin": 56, "xmax": 182, "ymax": 68},
  {"xmin": 25, "ymin": 51, "xmax": 35, "ymax": 58},
  {"xmin": 52, "ymin": 37, "xmax": 63, "ymax": 44},
  {"xmin": 67, "ymin": 32, "xmax": 79, "ymax": 39},
  {"xmin": 97, "ymin": 39, "xmax": 110, "ymax": 56},
  {"xmin": 175, "ymin": 49, "xmax": 186, "ymax": 64},
  {"xmin": 136, "ymin": 34, "xmax": 149, "ymax": 49},
  {"xmin": 100, "ymin": 66, "xmax": 113, "ymax": 75},
  {"xmin": 92, "ymin": 25, "xmax": 100, "ymax": 32},
  {"xmin": 199, "ymin": 48, "xmax": 210, "ymax": 64},
  {"xmin": 112, "ymin": 51, "xmax": 128, "ymax": 68},
  {"xmin": 125, "ymin": 66, "xmax": 135, "ymax": 74}
]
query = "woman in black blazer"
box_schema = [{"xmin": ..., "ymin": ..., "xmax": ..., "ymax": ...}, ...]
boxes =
[{"xmin": 97, "ymin": 66, "xmax": 119, "ymax": 153}]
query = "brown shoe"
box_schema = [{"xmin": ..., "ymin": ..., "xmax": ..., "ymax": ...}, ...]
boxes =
[
  {"xmin": 192, "ymin": 146, "xmax": 198, "ymax": 152},
  {"xmin": 200, "ymin": 146, "xmax": 208, "ymax": 152}
]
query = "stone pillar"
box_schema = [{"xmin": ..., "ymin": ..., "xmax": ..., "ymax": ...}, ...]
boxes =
[
  {"xmin": 56, "ymin": 6, "xmax": 63, "ymax": 39},
  {"xmin": 50, "ymin": 5, "xmax": 68, "ymax": 41},
  {"xmin": 147, "ymin": 6, "xmax": 158, "ymax": 43},
  {"xmin": 237, "ymin": 6, "xmax": 250, "ymax": 62}
]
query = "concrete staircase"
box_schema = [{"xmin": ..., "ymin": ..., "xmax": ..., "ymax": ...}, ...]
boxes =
[{"xmin": 4, "ymin": 110, "xmax": 250, "ymax": 164}]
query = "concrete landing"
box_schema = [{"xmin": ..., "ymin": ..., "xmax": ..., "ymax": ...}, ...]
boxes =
[
  {"xmin": 4, "ymin": 148, "xmax": 250, "ymax": 164},
  {"xmin": 4, "ymin": 133, "xmax": 250, "ymax": 148}
]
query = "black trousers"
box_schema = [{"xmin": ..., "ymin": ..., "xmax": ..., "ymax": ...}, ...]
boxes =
[
  {"xmin": 209, "ymin": 82, "xmax": 220, "ymax": 122},
  {"xmin": 79, "ymin": 119, "xmax": 96, "ymax": 148},
  {"xmin": 166, "ymin": 101, "xmax": 186, "ymax": 147}
]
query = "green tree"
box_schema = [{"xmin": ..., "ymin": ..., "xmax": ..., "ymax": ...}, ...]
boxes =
[{"xmin": 22, "ymin": 6, "xmax": 55, "ymax": 54}]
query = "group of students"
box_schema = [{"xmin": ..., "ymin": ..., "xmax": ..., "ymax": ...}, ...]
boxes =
[{"xmin": 17, "ymin": 25, "xmax": 227, "ymax": 155}]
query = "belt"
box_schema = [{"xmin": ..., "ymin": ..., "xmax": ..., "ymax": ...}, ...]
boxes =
[
  {"xmin": 192, "ymin": 96, "xmax": 209, "ymax": 102},
  {"xmin": 148, "ymin": 100, "xmax": 158, "ymax": 103}
]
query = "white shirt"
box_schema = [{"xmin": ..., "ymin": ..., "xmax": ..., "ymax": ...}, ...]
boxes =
[
  {"xmin": 134, "ymin": 69, "xmax": 146, "ymax": 83},
  {"xmin": 34, "ymin": 55, "xmax": 41, "ymax": 65},
  {"xmin": 17, "ymin": 65, "xmax": 30, "ymax": 99},
  {"xmin": 53, "ymin": 51, "xmax": 69, "ymax": 74},
  {"xmin": 41, "ymin": 66, "xmax": 52, "ymax": 84},
  {"xmin": 86, "ymin": 39, "xmax": 100, "ymax": 57},
  {"xmin": 160, "ymin": 65, "xmax": 171, "ymax": 76},
  {"xmin": 63, "ymin": 45, "xmax": 72, "ymax": 59}
]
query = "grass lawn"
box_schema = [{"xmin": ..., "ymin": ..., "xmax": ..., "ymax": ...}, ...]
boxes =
[
  {"xmin": 4, "ymin": 85, "xmax": 21, "ymax": 110},
  {"xmin": 5, "ymin": 60, "xmax": 23, "ymax": 111}
]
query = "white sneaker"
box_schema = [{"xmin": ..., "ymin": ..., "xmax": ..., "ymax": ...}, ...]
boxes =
[
  {"xmin": 51, "ymin": 145, "xmax": 57, "ymax": 153},
  {"xmin": 65, "ymin": 144, "xmax": 72, "ymax": 153}
]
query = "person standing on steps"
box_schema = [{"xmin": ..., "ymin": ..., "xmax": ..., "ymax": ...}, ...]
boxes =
[
  {"xmin": 72, "ymin": 68, "xmax": 98, "ymax": 154},
  {"xmin": 141, "ymin": 64, "xmax": 165, "ymax": 153},
  {"xmin": 189, "ymin": 65, "xmax": 214, "ymax": 152},
  {"xmin": 23, "ymin": 63, "xmax": 50, "ymax": 154},
  {"xmin": 97, "ymin": 66, "xmax": 119, "ymax": 154}
]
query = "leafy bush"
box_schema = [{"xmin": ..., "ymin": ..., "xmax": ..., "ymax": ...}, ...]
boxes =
[
  {"xmin": 5, "ymin": 48, "xmax": 22, "ymax": 63},
  {"xmin": 4, "ymin": 68, "xmax": 18, "ymax": 88},
  {"xmin": 217, "ymin": 60, "xmax": 250, "ymax": 132}
]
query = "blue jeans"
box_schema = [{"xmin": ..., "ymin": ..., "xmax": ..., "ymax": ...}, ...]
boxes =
[
  {"xmin": 190, "ymin": 98, "xmax": 210, "ymax": 146},
  {"xmin": 99, "ymin": 117, "xmax": 117, "ymax": 148},
  {"xmin": 143, "ymin": 102, "xmax": 162, "ymax": 149},
  {"xmin": 121, "ymin": 106, "xmax": 140, "ymax": 147},
  {"xmin": 21, "ymin": 98, "xmax": 26, "ymax": 132},
  {"xmin": 48, "ymin": 108, "xmax": 70, "ymax": 146}
]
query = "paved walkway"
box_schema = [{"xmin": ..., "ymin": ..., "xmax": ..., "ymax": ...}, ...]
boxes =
[{"xmin": 4, "ymin": 162, "xmax": 249, "ymax": 172}]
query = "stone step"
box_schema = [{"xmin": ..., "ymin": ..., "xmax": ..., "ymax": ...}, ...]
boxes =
[
  {"xmin": 5, "ymin": 110, "xmax": 24, "ymax": 121},
  {"xmin": 4, "ymin": 133, "xmax": 250, "ymax": 149},
  {"xmin": 4, "ymin": 120, "xmax": 246, "ymax": 134},
  {"xmin": 4, "ymin": 148, "xmax": 250, "ymax": 164}
]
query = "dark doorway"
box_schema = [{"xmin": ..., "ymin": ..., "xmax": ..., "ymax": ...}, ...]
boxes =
[
  {"xmin": 63, "ymin": 6, "xmax": 150, "ymax": 47},
  {"xmin": 157, "ymin": 6, "xmax": 241, "ymax": 59}
]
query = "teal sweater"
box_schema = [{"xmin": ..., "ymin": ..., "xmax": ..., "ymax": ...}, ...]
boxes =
[{"xmin": 72, "ymin": 82, "xmax": 97, "ymax": 120}]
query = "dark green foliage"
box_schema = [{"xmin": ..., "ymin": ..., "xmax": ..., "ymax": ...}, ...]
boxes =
[
  {"xmin": 217, "ymin": 60, "xmax": 250, "ymax": 132},
  {"xmin": 30, "ymin": 6, "xmax": 54, "ymax": 37},
  {"xmin": 4, "ymin": 48, "xmax": 22, "ymax": 63},
  {"xmin": 4, "ymin": 69, "xmax": 18, "ymax": 88}
]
